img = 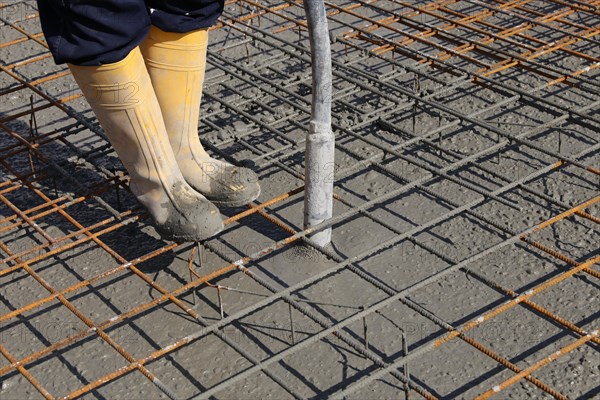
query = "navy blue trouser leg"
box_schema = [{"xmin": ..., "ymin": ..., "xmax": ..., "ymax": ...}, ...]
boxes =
[
  {"xmin": 37, "ymin": 0, "xmax": 224, "ymax": 66},
  {"xmin": 147, "ymin": 0, "xmax": 224, "ymax": 33}
]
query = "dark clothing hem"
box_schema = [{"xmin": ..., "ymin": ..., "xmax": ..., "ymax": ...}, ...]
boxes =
[{"xmin": 37, "ymin": 0, "xmax": 223, "ymax": 66}]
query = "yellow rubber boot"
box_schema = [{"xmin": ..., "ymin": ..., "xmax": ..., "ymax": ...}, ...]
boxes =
[
  {"xmin": 68, "ymin": 48, "xmax": 223, "ymax": 242},
  {"xmin": 140, "ymin": 26, "xmax": 260, "ymax": 207}
]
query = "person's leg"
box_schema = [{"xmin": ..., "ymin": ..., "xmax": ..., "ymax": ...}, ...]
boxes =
[
  {"xmin": 146, "ymin": 0, "xmax": 224, "ymax": 33},
  {"xmin": 37, "ymin": 1, "xmax": 223, "ymax": 241},
  {"xmin": 140, "ymin": 1, "xmax": 260, "ymax": 207},
  {"xmin": 37, "ymin": 0, "xmax": 151, "ymax": 66}
]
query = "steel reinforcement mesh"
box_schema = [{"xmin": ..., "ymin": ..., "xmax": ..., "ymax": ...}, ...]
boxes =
[{"xmin": 1, "ymin": 0, "xmax": 599, "ymax": 399}]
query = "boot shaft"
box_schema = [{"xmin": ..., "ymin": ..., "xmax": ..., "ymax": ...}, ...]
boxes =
[{"xmin": 68, "ymin": 47, "xmax": 180, "ymax": 196}]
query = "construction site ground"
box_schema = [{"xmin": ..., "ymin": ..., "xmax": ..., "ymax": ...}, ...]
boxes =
[{"xmin": 0, "ymin": 0, "xmax": 599, "ymax": 399}]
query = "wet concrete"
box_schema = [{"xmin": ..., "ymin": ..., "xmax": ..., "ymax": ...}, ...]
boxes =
[{"xmin": 1, "ymin": 1, "xmax": 599, "ymax": 399}]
